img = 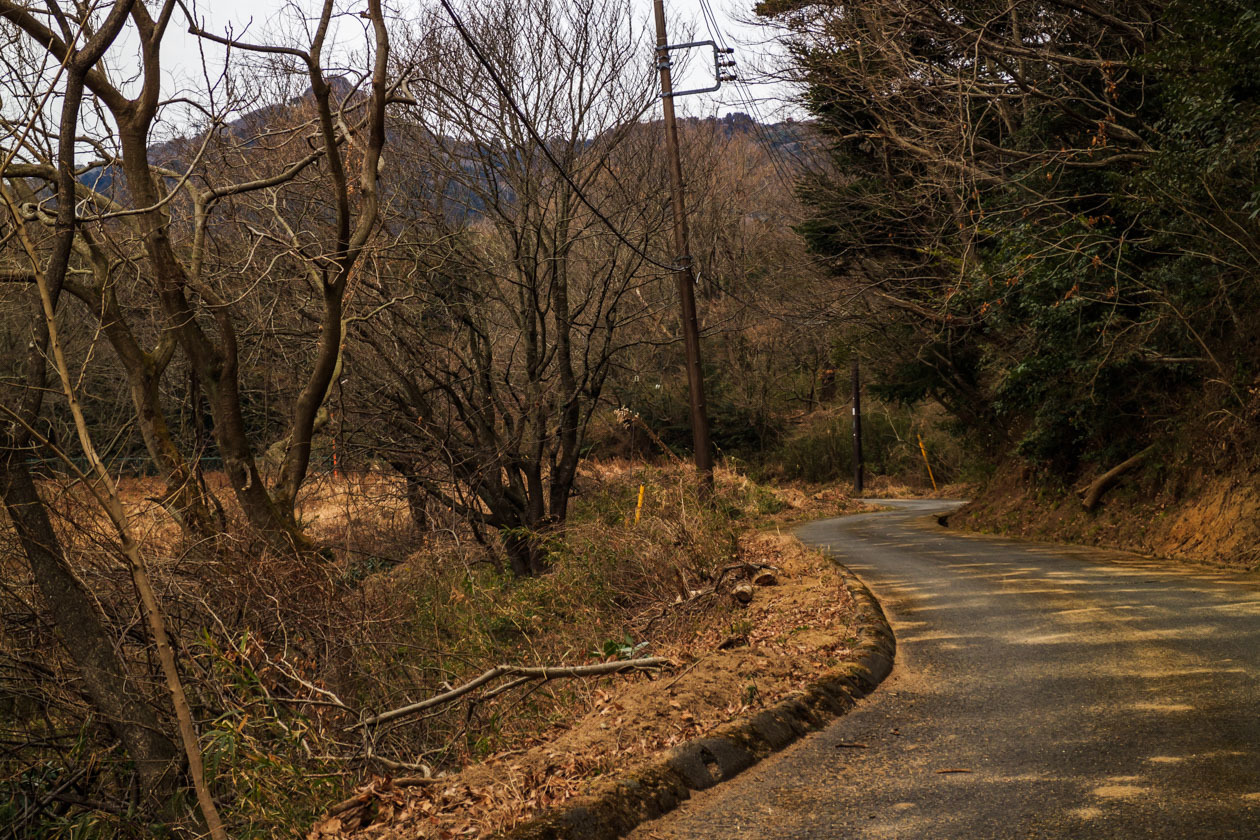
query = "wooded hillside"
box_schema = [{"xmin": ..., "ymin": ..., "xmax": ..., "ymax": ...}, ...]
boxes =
[{"xmin": 758, "ymin": 0, "xmax": 1259, "ymax": 480}]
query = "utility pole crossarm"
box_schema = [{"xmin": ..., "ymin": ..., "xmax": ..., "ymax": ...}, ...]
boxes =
[{"xmin": 655, "ymin": 39, "xmax": 737, "ymax": 98}]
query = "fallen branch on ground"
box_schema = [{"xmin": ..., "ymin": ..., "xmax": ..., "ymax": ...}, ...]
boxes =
[
  {"xmin": 326, "ymin": 776, "xmax": 444, "ymax": 818},
  {"xmin": 1079, "ymin": 445, "xmax": 1155, "ymax": 511},
  {"xmin": 350, "ymin": 657, "xmax": 672, "ymax": 730},
  {"xmin": 614, "ymin": 407, "xmax": 683, "ymax": 462}
]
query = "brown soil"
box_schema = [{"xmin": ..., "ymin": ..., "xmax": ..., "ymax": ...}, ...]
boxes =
[
  {"xmin": 952, "ymin": 463, "xmax": 1260, "ymax": 571},
  {"xmin": 308, "ymin": 532, "xmax": 862, "ymax": 840}
]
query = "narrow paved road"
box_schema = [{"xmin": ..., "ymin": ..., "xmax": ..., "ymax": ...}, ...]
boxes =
[{"xmin": 628, "ymin": 500, "xmax": 1260, "ymax": 839}]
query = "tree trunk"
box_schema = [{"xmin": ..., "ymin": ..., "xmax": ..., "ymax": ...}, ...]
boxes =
[
  {"xmin": 501, "ymin": 528, "xmax": 549, "ymax": 577},
  {"xmin": 131, "ymin": 372, "xmax": 221, "ymax": 549},
  {"xmin": 0, "ymin": 452, "xmax": 181, "ymax": 800},
  {"xmin": 1080, "ymin": 446, "xmax": 1155, "ymax": 511},
  {"xmin": 400, "ymin": 467, "xmax": 429, "ymax": 533},
  {"xmin": 819, "ymin": 367, "xmax": 837, "ymax": 403},
  {"xmin": 115, "ymin": 124, "xmax": 311, "ymax": 558},
  {"xmin": 0, "ymin": 5, "xmax": 181, "ymax": 798},
  {"xmin": 77, "ymin": 282, "xmax": 220, "ymax": 547}
]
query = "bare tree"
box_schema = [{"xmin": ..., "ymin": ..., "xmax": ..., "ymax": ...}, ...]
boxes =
[
  {"xmin": 347, "ymin": 0, "xmax": 669, "ymax": 575},
  {"xmin": 0, "ymin": 0, "xmax": 396, "ymax": 827},
  {"xmin": 0, "ymin": 0, "xmax": 184, "ymax": 803},
  {"xmin": 0, "ymin": 0, "xmax": 394, "ymax": 555}
]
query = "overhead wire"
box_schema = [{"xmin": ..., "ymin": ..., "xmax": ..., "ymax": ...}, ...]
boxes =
[
  {"xmin": 687, "ymin": 0, "xmax": 845, "ymax": 325},
  {"xmin": 690, "ymin": 5, "xmax": 795, "ymax": 195},
  {"xmin": 695, "ymin": 0, "xmax": 800, "ymax": 193},
  {"xmin": 700, "ymin": 3, "xmax": 796, "ymax": 193},
  {"xmin": 433, "ymin": 0, "xmax": 681, "ymax": 273},
  {"xmin": 689, "ymin": 0, "xmax": 798, "ymax": 209}
]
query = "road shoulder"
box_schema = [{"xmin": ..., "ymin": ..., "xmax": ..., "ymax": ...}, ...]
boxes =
[{"xmin": 499, "ymin": 559, "xmax": 894, "ymax": 840}]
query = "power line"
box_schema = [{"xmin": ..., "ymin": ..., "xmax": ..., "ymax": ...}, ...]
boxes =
[
  {"xmin": 697, "ymin": 0, "xmax": 806, "ymax": 176},
  {"xmin": 433, "ymin": 0, "xmax": 681, "ymax": 273},
  {"xmin": 730, "ymin": 83, "xmax": 800, "ymax": 189},
  {"xmin": 694, "ymin": 0, "xmax": 800, "ymax": 192},
  {"xmin": 680, "ymin": 0, "xmax": 843, "ymax": 326},
  {"xmin": 690, "ymin": 0, "xmax": 802, "ymax": 238}
]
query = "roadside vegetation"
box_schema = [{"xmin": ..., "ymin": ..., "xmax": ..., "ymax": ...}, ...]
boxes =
[{"xmin": 0, "ymin": 458, "xmax": 869, "ymax": 839}]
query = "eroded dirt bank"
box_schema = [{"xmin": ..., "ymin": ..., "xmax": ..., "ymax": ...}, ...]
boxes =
[{"xmin": 952, "ymin": 463, "xmax": 1260, "ymax": 571}]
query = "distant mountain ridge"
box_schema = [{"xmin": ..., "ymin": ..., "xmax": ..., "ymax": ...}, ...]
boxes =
[{"xmin": 74, "ymin": 88, "xmax": 811, "ymax": 212}]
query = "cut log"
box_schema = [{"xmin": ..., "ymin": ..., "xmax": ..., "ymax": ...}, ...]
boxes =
[{"xmin": 753, "ymin": 570, "xmax": 778, "ymax": 587}]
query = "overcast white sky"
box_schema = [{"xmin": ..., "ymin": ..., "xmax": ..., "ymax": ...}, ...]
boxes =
[{"xmin": 155, "ymin": 0, "xmax": 797, "ymax": 123}]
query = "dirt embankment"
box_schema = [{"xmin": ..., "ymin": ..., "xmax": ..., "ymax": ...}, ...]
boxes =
[
  {"xmin": 952, "ymin": 463, "xmax": 1260, "ymax": 571},
  {"xmin": 308, "ymin": 531, "xmax": 865, "ymax": 840}
]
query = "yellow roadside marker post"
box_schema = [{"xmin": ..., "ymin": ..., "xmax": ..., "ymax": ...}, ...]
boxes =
[
  {"xmin": 634, "ymin": 484, "xmax": 646, "ymax": 524},
  {"xmin": 917, "ymin": 435, "xmax": 939, "ymax": 492}
]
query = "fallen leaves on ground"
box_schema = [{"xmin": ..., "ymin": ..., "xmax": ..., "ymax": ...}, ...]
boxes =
[{"xmin": 309, "ymin": 532, "xmax": 860, "ymax": 840}]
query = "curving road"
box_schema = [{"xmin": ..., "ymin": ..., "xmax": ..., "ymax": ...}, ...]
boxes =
[{"xmin": 627, "ymin": 499, "xmax": 1260, "ymax": 839}]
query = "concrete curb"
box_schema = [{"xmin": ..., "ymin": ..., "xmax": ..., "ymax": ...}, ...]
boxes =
[{"xmin": 497, "ymin": 565, "xmax": 895, "ymax": 840}]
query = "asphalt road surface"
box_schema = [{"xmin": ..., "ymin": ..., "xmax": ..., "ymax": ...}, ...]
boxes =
[{"xmin": 627, "ymin": 499, "xmax": 1260, "ymax": 839}]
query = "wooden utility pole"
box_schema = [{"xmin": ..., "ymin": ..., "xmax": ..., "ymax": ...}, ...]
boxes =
[
  {"xmin": 852, "ymin": 359, "xmax": 864, "ymax": 494},
  {"xmin": 653, "ymin": 0, "xmax": 714, "ymax": 493}
]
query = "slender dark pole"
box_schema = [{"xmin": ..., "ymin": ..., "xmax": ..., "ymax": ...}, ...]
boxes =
[
  {"xmin": 653, "ymin": 0, "xmax": 714, "ymax": 493},
  {"xmin": 852, "ymin": 359, "xmax": 864, "ymax": 494}
]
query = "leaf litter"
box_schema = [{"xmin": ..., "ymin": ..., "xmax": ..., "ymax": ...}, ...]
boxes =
[{"xmin": 309, "ymin": 532, "xmax": 861, "ymax": 840}]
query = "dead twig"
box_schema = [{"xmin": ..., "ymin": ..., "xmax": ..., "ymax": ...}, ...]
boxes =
[
  {"xmin": 351, "ymin": 657, "xmax": 672, "ymax": 730},
  {"xmin": 326, "ymin": 775, "xmax": 445, "ymax": 818},
  {"xmin": 661, "ymin": 653, "xmax": 713, "ymax": 690}
]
